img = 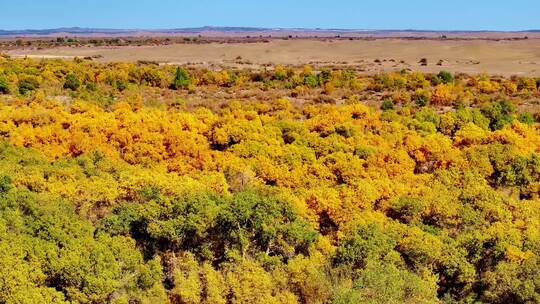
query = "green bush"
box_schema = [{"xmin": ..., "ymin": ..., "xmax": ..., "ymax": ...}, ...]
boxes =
[
  {"xmin": 304, "ymin": 75, "xmax": 319, "ymax": 88},
  {"xmin": 317, "ymin": 69, "xmax": 332, "ymax": 84},
  {"xmin": 519, "ymin": 111, "xmax": 535, "ymax": 125},
  {"xmin": 18, "ymin": 77, "xmax": 40, "ymax": 95},
  {"xmin": 437, "ymin": 70, "xmax": 454, "ymax": 84},
  {"xmin": 115, "ymin": 79, "xmax": 127, "ymax": 91},
  {"xmin": 85, "ymin": 82, "xmax": 97, "ymax": 91},
  {"xmin": 0, "ymin": 76, "xmax": 10, "ymax": 94},
  {"xmin": 380, "ymin": 99, "xmax": 395, "ymax": 111},
  {"xmin": 63, "ymin": 73, "xmax": 81, "ymax": 91},
  {"xmin": 0, "ymin": 175, "xmax": 12, "ymax": 193},
  {"xmin": 415, "ymin": 95, "xmax": 428, "ymax": 107}
]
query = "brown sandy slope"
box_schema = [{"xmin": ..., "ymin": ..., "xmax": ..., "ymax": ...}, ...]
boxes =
[{"xmin": 6, "ymin": 38, "xmax": 540, "ymax": 76}]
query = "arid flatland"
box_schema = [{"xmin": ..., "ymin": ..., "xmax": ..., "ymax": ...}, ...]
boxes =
[{"xmin": 5, "ymin": 38, "xmax": 540, "ymax": 76}]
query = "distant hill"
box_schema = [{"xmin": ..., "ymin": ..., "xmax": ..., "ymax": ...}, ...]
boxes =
[{"xmin": 0, "ymin": 27, "xmax": 538, "ymax": 38}]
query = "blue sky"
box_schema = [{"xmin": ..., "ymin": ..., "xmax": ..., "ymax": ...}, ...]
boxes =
[{"xmin": 1, "ymin": 0, "xmax": 538, "ymax": 31}]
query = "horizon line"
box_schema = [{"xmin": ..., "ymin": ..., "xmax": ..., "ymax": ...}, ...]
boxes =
[{"xmin": 0, "ymin": 26, "xmax": 539, "ymax": 33}]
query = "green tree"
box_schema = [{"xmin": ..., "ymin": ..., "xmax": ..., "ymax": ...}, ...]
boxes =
[
  {"xmin": 0, "ymin": 190, "xmax": 166, "ymax": 304},
  {"xmin": 388, "ymin": 196, "xmax": 425, "ymax": 223},
  {"xmin": 481, "ymin": 99, "xmax": 516, "ymax": 130},
  {"xmin": 481, "ymin": 258, "xmax": 540, "ymax": 304},
  {"xmin": 332, "ymin": 262, "xmax": 438, "ymax": 304},
  {"xmin": 102, "ymin": 190, "xmax": 318, "ymax": 263},
  {"xmin": 216, "ymin": 190, "xmax": 318, "ymax": 260},
  {"xmin": 171, "ymin": 66, "xmax": 191, "ymax": 90},
  {"xmin": 497, "ymin": 154, "xmax": 540, "ymax": 188},
  {"xmin": 334, "ymin": 222, "xmax": 396, "ymax": 269}
]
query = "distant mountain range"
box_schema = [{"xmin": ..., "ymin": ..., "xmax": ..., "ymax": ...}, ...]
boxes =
[{"xmin": 0, "ymin": 27, "xmax": 538, "ymax": 37}]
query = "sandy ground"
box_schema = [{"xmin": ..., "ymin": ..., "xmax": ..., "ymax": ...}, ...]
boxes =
[{"xmin": 6, "ymin": 39, "xmax": 540, "ymax": 76}]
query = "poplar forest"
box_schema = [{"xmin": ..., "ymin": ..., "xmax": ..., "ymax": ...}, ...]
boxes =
[{"xmin": 0, "ymin": 56, "xmax": 540, "ymax": 303}]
